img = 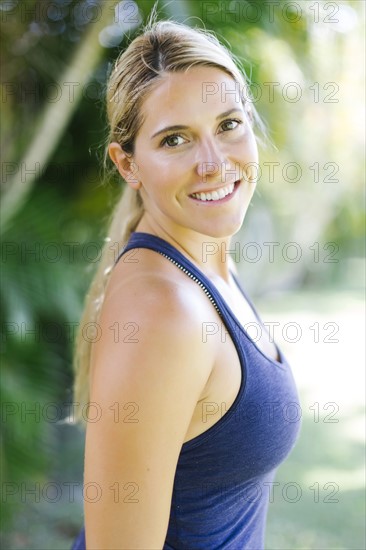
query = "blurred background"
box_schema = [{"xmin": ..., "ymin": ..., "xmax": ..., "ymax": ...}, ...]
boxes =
[{"xmin": 0, "ymin": 0, "xmax": 364, "ymax": 548}]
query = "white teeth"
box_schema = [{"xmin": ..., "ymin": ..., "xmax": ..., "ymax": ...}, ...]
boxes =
[{"xmin": 191, "ymin": 182, "xmax": 236, "ymax": 202}]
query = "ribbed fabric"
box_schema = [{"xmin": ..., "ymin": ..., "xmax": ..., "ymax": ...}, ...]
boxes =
[{"xmin": 71, "ymin": 231, "xmax": 301, "ymax": 550}]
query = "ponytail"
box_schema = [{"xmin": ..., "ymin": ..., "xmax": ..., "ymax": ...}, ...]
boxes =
[{"xmin": 72, "ymin": 185, "xmax": 143, "ymax": 425}]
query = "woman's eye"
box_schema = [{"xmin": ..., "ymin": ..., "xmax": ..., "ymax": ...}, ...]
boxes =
[
  {"xmin": 160, "ymin": 119, "xmax": 243, "ymax": 148},
  {"xmin": 161, "ymin": 134, "xmax": 186, "ymax": 148},
  {"xmin": 220, "ymin": 118, "xmax": 243, "ymax": 132}
]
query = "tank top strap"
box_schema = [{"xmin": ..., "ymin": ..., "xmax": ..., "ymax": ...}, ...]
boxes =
[
  {"xmin": 116, "ymin": 231, "xmax": 235, "ymax": 320},
  {"xmin": 116, "ymin": 231, "xmax": 283, "ymax": 366}
]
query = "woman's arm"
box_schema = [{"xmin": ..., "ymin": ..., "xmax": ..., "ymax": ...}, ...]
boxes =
[{"xmin": 84, "ymin": 272, "xmax": 215, "ymax": 549}]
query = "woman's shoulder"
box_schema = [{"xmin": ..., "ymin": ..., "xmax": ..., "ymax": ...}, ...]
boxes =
[
  {"xmin": 104, "ymin": 245, "xmax": 218, "ymax": 327},
  {"xmin": 89, "ymin": 247, "xmax": 217, "ymax": 407},
  {"xmin": 92, "ymin": 247, "xmax": 220, "ymax": 375}
]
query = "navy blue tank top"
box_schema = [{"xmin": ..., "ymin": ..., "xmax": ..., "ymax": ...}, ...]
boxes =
[{"xmin": 71, "ymin": 231, "xmax": 301, "ymax": 550}]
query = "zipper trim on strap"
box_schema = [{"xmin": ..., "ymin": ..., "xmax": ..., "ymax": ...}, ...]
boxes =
[{"xmin": 157, "ymin": 251, "xmax": 222, "ymax": 318}]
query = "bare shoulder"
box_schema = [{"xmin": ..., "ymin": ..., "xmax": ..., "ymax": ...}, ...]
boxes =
[
  {"xmin": 103, "ymin": 245, "xmax": 217, "ymax": 331},
  {"xmin": 90, "ymin": 246, "xmax": 218, "ymax": 399},
  {"xmin": 84, "ymin": 249, "xmax": 218, "ymax": 546}
]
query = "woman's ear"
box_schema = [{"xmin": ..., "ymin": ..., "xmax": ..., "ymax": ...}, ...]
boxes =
[{"xmin": 108, "ymin": 142, "xmax": 141, "ymax": 189}]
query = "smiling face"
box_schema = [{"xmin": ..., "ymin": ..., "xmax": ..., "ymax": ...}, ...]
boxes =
[{"xmin": 112, "ymin": 66, "xmax": 259, "ymax": 240}]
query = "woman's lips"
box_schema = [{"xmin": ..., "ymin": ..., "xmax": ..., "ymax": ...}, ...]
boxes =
[{"xmin": 189, "ymin": 180, "xmax": 241, "ymax": 204}]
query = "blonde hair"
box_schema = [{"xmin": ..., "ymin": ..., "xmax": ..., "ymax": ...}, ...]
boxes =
[{"xmin": 72, "ymin": 16, "xmax": 267, "ymax": 425}]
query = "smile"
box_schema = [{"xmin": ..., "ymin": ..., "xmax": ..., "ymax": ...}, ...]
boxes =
[{"xmin": 189, "ymin": 180, "xmax": 240, "ymax": 203}]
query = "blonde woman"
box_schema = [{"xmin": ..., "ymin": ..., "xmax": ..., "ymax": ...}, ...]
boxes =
[{"xmin": 71, "ymin": 17, "xmax": 301, "ymax": 550}]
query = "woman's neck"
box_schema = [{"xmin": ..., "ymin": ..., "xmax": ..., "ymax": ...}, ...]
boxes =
[{"xmin": 134, "ymin": 217, "xmax": 237, "ymax": 283}]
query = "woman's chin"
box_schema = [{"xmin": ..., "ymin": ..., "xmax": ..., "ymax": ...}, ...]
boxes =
[{"xmin": 198, "ymin": 218, "xmax": 245, "ymax": 239}]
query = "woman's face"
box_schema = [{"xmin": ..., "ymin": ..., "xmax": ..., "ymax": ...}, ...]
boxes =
[{"xmin": 116, "ymin": 66, "xmax": 259, "ymax": 239}]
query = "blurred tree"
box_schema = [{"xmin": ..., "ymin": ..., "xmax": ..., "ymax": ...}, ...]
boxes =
[{"xmin": 1, "ymin": 0, "xmax": 116, "ymax": 231}]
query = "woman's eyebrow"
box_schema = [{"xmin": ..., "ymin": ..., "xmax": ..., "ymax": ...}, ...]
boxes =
[
  {"xmin": 151, "ymin": 108, "xmax": 243, "ymax": 140},
  {"xmin": 151, "ymin": 124, "xmax": 188, "ymax": 140}
]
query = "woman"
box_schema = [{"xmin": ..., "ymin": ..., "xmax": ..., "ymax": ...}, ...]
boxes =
[{"xmin": 71, "ymin": 17, "xmax": 301, "ymax": 550}]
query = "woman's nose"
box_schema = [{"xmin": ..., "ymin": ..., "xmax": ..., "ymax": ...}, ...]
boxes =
[{"xmin": 196, "ymin": 138, "xmax": 226, "ymax": 180}]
